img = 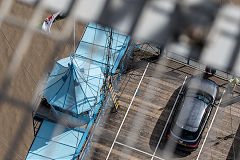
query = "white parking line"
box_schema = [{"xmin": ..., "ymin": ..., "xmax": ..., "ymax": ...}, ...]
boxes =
[
  {"xmin": 105, "ymin": 63, "xmax": 150, "ymax": 160},
  {"xmin": 196, "ymin": 90, "xmax": 225, "ymax": 160},
  {"xmin": 151, "ymin": 76, "xmax": 187, "ymax": 160},
  {"xmin": 115, "ymin": 141, "xmax": 165, "ymax": 160}
]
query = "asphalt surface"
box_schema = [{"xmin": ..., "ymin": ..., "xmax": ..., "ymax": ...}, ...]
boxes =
[{"xmin": 83, "ymin": 55, "xmax": 240, "ymax": 160}]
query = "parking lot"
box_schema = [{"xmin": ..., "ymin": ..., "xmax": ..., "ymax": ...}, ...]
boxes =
[{"xmin": 83, "ymin": 55, "xmax": 240, "ymax": 160}]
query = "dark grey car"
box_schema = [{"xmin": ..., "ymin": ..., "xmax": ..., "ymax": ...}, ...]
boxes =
[{"xmin": 167, "ymin": 76, "xmax": 219, "ymax": 151}]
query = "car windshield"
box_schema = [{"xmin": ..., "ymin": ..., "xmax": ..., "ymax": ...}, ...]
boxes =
[
  {"xmin": 172, "ymin": 124, "xmax": 198, "ymax": 140},
  {"xmin": 186, "ymin": 90, "xmax": 212, "ymax": 104}
]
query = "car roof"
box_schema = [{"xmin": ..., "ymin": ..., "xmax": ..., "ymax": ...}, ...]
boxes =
[
  {"xmin": 176, "ymin": 97, "xmax": 208, "ymax": 132},
  {"xmin": 186, "ymin": 76, "xmax": 218, "ymax": 98},
  {"xmin": 174, "ymin": 77, "xmax": 218, "ymax": 133}
]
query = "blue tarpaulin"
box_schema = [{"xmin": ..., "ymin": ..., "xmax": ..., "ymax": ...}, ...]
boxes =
[
  {"xmin": 26, "ymin": 120, "xmax": 85, "ymax": 160},
  {"xmin": 76, "ymin": 23, "xmax": 130, "ymax": 74},
  {"xmin": 26, "ymin": 23, "xmax": 130, "ymax": 160},
  {"xmin": 43, "ymin": 56, "xmax": 104, "ymax": 115}
]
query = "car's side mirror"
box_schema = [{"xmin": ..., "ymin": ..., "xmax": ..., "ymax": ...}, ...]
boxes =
[
  {"xmin": 215, "ymin": 92, "xmax": 221, "ymax": 101},
  {"xmin": 179, "ymin": 90, "xmax": 184, "ymax": 95}
]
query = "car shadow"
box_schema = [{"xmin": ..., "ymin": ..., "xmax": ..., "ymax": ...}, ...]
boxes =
[{"xmin": 149, "ymin": 86, "xmax": 192, "ymax": 158}]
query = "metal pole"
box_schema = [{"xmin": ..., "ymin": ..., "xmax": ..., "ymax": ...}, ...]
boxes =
[{"xmin": 73, "ymin": 18, "xmax": 76, "ymax": 57}]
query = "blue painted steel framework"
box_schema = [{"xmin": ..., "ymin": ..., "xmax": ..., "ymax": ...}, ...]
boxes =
[{"xmin": 25, "ymin": 23, "xmax": 130, "ymax": 160}]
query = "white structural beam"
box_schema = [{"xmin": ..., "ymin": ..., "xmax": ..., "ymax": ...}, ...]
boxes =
[{"xmin": 201, "ymin": 4, "xmax": 240, "ymax": 70}]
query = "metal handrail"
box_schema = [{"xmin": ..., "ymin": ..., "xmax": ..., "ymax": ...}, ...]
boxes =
[{"xmin": 165, "ymin": 50, "xmax": 233, "ymax": 81}]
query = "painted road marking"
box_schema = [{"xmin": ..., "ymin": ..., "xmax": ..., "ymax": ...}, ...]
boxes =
[{"xmin": 106, "ymin": 63, "xmax": 150, "ymax": 160}]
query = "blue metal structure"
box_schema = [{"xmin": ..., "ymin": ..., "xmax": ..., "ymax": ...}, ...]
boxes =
[
  {"xmin": 26, "ymin": 120, "xmax": 85, "ymax": 159},
  {"xmin": 43, "ymin": 56, "xmax": 104, "ymax": 115},
  {"xmin": 26, "ymin": 23, "xmax": 130, "ymax": 160},
  {"xmin": 76, "ymin": 23, "xmax": 130, "ymax": 74}
]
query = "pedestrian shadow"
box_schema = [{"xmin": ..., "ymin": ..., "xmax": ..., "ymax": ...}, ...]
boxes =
[
  {"xmin": 149, "ymin": 86, "xmax": 191, "ymax": 158},
  {"xmin": 227, "ymin": 123, "xmax": 240, "ymax": 160}
]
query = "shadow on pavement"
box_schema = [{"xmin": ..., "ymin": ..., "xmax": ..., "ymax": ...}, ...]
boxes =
[
  {"xmin": 149, "ymin": 86, "xmax": 191, "ymax": 158},
  {"xmin": 227, "ymin": 123, "xmax": 240, "ymax": 160}
]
